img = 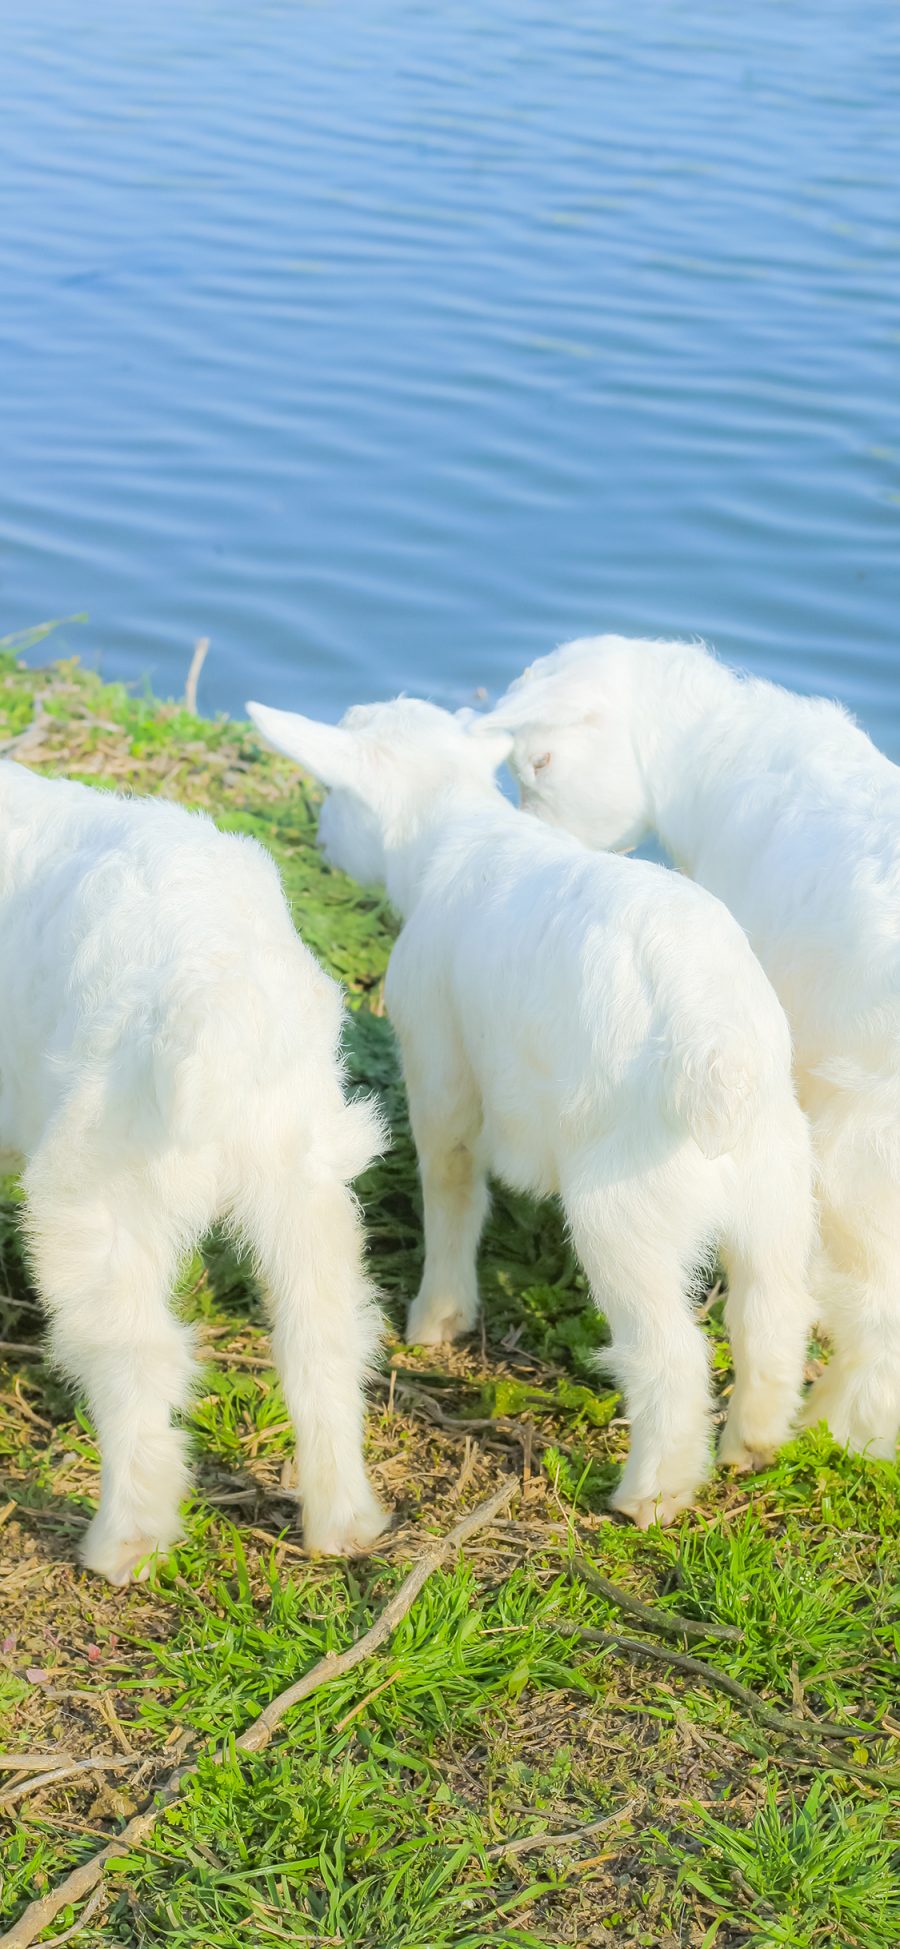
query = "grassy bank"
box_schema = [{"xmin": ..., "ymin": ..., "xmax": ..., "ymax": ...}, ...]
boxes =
[{"xmin": 0, "ymin": 633, "xmax": 898, "ymax": 1949}]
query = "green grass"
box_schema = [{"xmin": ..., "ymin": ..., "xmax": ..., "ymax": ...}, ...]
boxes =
[
  {"xmin": 671, "ymin": 1781, "xmax": 900, "ymax": 1948},
  {"xmin": 0, "ymin": 633, "xmax": 898, "ymax": 1948}
]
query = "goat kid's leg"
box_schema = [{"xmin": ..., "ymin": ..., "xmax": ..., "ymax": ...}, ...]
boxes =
[
  {"xmin": 400, "ymin": 1037, "xmax": 487, "ymax": 1346},
  {"xmin": 803, "ymin": 1235, "xmax": 900, "ymax": 1459},
  {"xmin": 718, "ymin": 1245, "xmax": 814, "ymax": 1470},
  {"xmin": 801, "ymin": 1106, "xmax": 900, "ymax": 1458},
  {"xmin": 406, "ymin": 1138, "xmax": 489, "ymax": 1346},
  {"xmin": 241, "ymin": 1171, "xmax": 388, "ymax": 1555},
  {"xmin": 567, "ymin": 1183, "xmax": 713, "ymax": 1527},
  {"xmin": 26, "ymin": 1178, "xmax": 194, "ymax": 1584},
  {"xmin": 718, "ymin": 1121, "xmax": 815, "ymax": 1471}
]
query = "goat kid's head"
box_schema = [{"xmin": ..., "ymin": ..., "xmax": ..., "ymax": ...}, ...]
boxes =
[
  {"xmin": 475, "ymin": 635, "xmax": 653, "ymax": 854},
  {"xmin": 246, "ymin": 696, "xmax": 513, "ymax": 887}
]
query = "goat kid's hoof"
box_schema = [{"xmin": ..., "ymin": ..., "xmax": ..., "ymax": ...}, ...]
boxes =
[
  {"xmin": 717, "ymin": 1434, "xmax": 776, "ymax": 1475},
  {"xmin": 800, "ymin": 1375, "xmax": 896, "ymax": 1460},
  {"xmin": 716, "ymin": 1442, "xmax": 775, "ymax": 1465},
  {"xmin": 303, "ymin": 1493, "xmax": 391, "ymax": 1559},
  {"xmin": 80, "ymin": 1525, "xmax": 173, "ymax": 1585},
  {"xmin": 609, "ymin": 1486, "xmax": 695, "ymax": 1529},
  {"xmin": 405, "ymin": 1298, "xmax": 475, "ymax": 1346}
]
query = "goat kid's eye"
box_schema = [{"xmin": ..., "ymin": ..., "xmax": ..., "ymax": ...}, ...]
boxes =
[{"xmin": 532, "ymin": 752, "xmax": 551, "ymax": 773}]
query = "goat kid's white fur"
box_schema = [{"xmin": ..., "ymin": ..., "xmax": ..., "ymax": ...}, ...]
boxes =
[
  {"xmin": 0, "ymin": 760, "xmax": 388, "ymax": 1582},
  {"xmin": 248, "ymin": 696, "xmax": 815, "ymax": 1527},
  {"xmin": 484, "ymin": 634, "xmax": 900, "ymax": 1460}
]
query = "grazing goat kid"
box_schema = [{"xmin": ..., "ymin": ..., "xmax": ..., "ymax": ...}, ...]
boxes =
[
  {"xmin": 0, "ymin": 761, "xmax": 387, "ymax": 1581},
  {"xmin": 483, "ymin": 635, "xmax": 900, "ymax": 1460},
  {"xmin": 248, "ymin": 696, "xmax": 815, "ymax": 1527}
]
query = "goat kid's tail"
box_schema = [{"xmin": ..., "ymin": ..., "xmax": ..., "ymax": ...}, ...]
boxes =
[
  {"xmin": 663, "ymin": 1026, "xmax": 773, "ymax": 1161},
  {"xmin": 300, "ymin": 1085, "xmax": 388, "ymax": 1188}
]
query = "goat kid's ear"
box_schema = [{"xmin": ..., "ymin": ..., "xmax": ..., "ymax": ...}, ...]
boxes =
[
  {"xmin": 456, "ymin": 709, "xmax": 514, "ymax": 774},
  {"xmin": 246, "ymin": 702, "xmax": 360, "ymax": 790}
]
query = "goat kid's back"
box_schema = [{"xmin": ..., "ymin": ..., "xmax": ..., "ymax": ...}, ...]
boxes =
[{"xmin": 391, "ymin": 814, "xmax": 794, "ymax": 1183}]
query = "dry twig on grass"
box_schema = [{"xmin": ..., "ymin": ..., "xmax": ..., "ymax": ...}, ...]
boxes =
[
  {"xmin": 183, "ymin": 637, "xmax": 210, "ymax": 715},
  {"xmin": 0, "ymin": 1756, "xmax": 143, "ymax": 1814},
  {"xmin": 26, "ymin": 1886, "xmax": 108, "ymax": 1949},
  {"xmin": 563, "ymin": 1623, "xmax": 876, "ymax": 1743},
  {"xmin": 0, "ymin": 1477, "xmax": 517, "ymax": 1949},
  {"xmin": 391, "ymin": 1375, "xmax": 582, "ymax": 1464},
  {"xmin": 570, "ymin": 1552, "xmax": 744, "ymax": 1643},
  {"xmin": 0, "ymin": 697, "xmax": 48, "ymax": 760},
  {"xmin": 486, "ymin": 1798, "xmax": 639, "ymax": 1860}
]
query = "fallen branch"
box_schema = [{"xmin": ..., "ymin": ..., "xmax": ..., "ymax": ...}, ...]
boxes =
[
  {"xmin": 487, "ymin": 1798, "xmax": 638, "ymax": 1860},
  {"xmin": 563, "ymin": 1624, "xmax": 874, "ymax": 1743},
  {"xmin": 28, "ymin": 1887, "xmax": 107, "ymax": 1949},
  {"xmin": 183, "ymin": 637, "xmax": 210, "ymax": 715},
  {"xmin": 0, "ymin": 1477, "xmax": 517, "ymax": 1949},
  {"xmin": 0, "ymin": 1756, "xmax": 80, "ymax": 1772},
  {"xmin": 0, "ymin": 697, "xmax": 49, "ymax": 760},
  {"xmin": 754, "ymin": 1743, "xmax": 900, "ymax": 1789},
  {"xmin": 570, "ymin": 1553, "xmax": 743, "ymax": 1643},
  {"xmin": 392, "ymin": 1376, "xmax": 581, "ymax": 1464},
  {"xmin": 0, "ymin": 1756, "xmax": 144, "ymax": 1813}
]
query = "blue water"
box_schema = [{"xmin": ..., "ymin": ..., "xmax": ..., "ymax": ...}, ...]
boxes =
[{"xmin": 1, "ymin": 2, "xmax": 898, "ymax": 749}]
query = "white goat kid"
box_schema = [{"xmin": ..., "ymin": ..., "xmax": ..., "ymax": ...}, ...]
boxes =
[
  {"xmin": 484, "ymin": 634, "xmax": 900, "ymax": 1460},
  {"xmin": 248, "ymin": 696, "xmax": 815, "ymax": 1527},
  {"xmin": 0, "ymin": 761, "xmax": 387, "ymax": 1581}
]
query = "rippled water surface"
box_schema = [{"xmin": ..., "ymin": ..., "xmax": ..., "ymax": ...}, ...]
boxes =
[{"xmin": 1, "ymin": 2, "xmax": 898, "ymax": 746}]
